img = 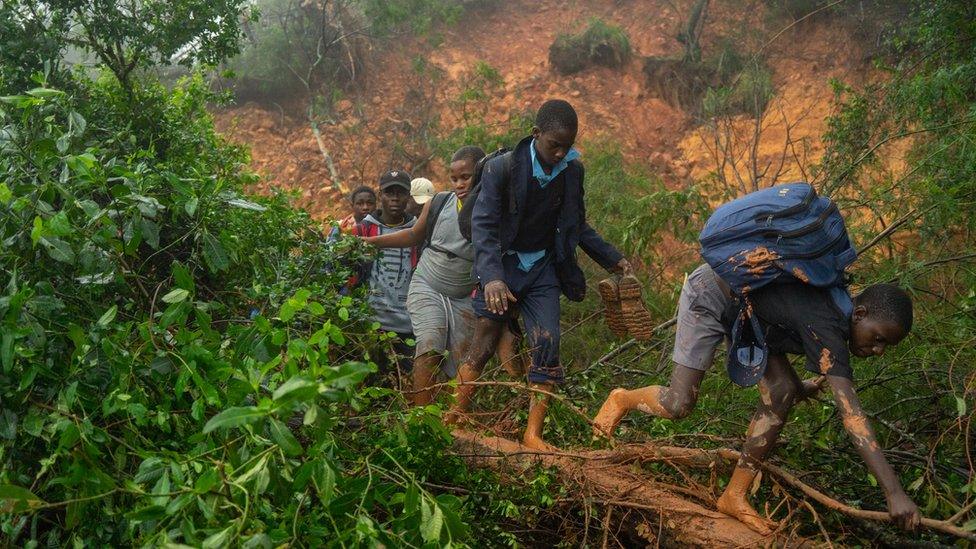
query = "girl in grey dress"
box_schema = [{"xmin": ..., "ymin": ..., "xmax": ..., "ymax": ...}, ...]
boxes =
[{"xmin": 362, "ymin": 147, "xmax": 526, "ymax": 405}]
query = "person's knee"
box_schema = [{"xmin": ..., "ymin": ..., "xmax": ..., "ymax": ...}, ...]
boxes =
[
  {"xmin": 762, "ymin": 376, "xmax": 797, "ymax": 411},
  {"xmin": 661, "ymin": 386, "xmax": 698, "ymax": 419}
]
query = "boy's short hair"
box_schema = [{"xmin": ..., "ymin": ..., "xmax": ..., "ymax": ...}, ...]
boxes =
[
  {"xmin": 854, "ymin": 284, "xmax": 913, "ymax": 332},
  {"xmin": 535, "ymin": 99, "xmax": 578, "ymax": 133},
  {"xmin": 349, "ymin": 185, "xmax": 376, "ymax": 203},
  {"xmin": 451, "ymin": 145, "xmax": 486, "ymax": 165}
]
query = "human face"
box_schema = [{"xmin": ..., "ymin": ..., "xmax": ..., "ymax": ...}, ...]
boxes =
[
  {"xmin": 351, "ymin": 191, "xmax": 376, "ymax": 222},
  {"xmin": 449, "ymin": 159, "xmax": 477, "ymax": 201},
  {"xmin": 531, "ymin": 126, "xmax": 577, "ymax": 167},
  {"xmin": 379, "ymin": 185, "xmax": 410, "ymax": 220},
  {"xmin": 849, "ymin": 306, "xmax": 908, "ymax": 358}
]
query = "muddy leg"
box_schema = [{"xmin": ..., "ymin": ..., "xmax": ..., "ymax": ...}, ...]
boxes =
[
  {"xmin": 495, "ymin": 321, "xmax": 527, "ymax": 378},
  {"xmin": 593, "ymin": 364, "xmax": 705, "ymax": 438},
  {"xmin": 523, "ymin": 382, "xmax": 558, "ymax": 452},
  {"xmin": 716, "ymin": 354, "xmax": 798, "ymax": 535},
  {"xmin": 445, "ymin": 317, "xmax": 504, "ymax": 425},
  {"xmin": 411, "ymin": 351, "xmax": 443, "ymax": 406}
]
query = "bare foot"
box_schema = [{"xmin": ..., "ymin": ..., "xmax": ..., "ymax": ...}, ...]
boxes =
[
  {"xmin": 716, "ymin": 491, "xmax": 778, "ymax": 535},
  {"xmin": 592, "ymin": 389, "xmax": 627, "ymax": 439},
  {"xmin": 522, "ymin": 432, "xmax": 559, "ymax": 453}
]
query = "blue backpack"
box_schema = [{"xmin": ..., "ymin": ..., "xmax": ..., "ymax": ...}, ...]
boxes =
[{"xmin": 698, "ymin": 182, "xmax": 857, "ymax": 386}]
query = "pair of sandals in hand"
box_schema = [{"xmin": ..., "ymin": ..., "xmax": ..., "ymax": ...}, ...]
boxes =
[{"xmin": 598, "ymin": 275, "xmax": 655, "ymax": 341}]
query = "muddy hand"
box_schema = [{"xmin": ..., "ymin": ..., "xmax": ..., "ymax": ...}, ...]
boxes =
[
  {"xmin": 887, "ymin": 491, "xmax": 921, "ymax": 531},
  {"xmin": 484, "ymin": 280, "xmax": 516, "ymax": 315},
  {"xmin": 615, "ymin": 258, "xmax": 633, "ymax": 276}
]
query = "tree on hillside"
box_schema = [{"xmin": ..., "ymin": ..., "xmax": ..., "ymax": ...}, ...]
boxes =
[{"xmin": 1, "ymin": 0, "xmax": 249, "ymax": 93}]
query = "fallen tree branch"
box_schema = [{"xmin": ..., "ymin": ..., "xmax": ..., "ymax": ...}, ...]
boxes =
[
  {"xmin": 575, "ymin": 317, "xmax": 677, "ymax": 378},
  {"xmin": 606, "ymin": 443, "xmax": 976, "ymax": 542}
]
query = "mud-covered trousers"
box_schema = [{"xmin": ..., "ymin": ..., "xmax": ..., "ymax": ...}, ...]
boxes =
[{"xmin": 472, "ymin": 253, "xmax": 563, "ymax": 384}]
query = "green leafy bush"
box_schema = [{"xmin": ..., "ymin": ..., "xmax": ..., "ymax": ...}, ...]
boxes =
[
  {"xmin": 0, "ymin": 72, "xmax": 490, "ymax": 546},
  {"xmin": 549, "ymin": 18, "xmax": 632, "ymax": 75},
  {"xmin": 701, "ymin": 60, "xmax": 774, "ymax": 118}
]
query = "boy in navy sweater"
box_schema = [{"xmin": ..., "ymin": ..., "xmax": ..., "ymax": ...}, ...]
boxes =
[{"xmin": 447, "ymin": 99, "xmax": 632, "ymax": 451}]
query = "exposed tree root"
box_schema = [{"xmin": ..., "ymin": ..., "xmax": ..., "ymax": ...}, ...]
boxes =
[{"xmin": 452, "ymin": 433, "xmax": 976, "ymax": 544}]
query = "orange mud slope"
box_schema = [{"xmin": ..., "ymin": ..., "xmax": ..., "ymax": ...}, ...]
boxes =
[{"xmin": 213, "ymin": 0, "xmax": 876, "ymax": 221}]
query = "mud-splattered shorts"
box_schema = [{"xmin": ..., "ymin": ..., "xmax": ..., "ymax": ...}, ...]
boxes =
[
  {"xmin": 406, "ymin": 276, "xmax": 475, "ymax": 378},
  {"xmin": 672, "ymin": 264, "xmax": 737, "ymax": 371},
  {"xmin": 473, "ymin": 253, "xmax": 563, "ymax": 384}
]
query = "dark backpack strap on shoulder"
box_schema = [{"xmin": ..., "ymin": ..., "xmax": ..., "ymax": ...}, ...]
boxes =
[{"xmin": 423, "ymin": 191, "xmax": 452, "ymax": 251}]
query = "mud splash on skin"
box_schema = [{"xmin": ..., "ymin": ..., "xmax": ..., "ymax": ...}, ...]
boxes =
[
  {"xmin": 819, "ymin": 348, "xmax": 832, "ymax": 375},
  {"xmin": 842, "ymin": 414, "xmax": 879, "ymax": 450}
]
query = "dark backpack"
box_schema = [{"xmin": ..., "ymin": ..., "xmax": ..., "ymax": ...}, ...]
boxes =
[
  {"xmin": 420, "ymin": 191, "xmax": 452, "ymax": 256},
  {"xmin": 698, "ymin": 182, "xmax": 856, "ymax": 386},
  {"xmin": 457, "ymin": 148, "xmax": 513, "ymax": 242}
]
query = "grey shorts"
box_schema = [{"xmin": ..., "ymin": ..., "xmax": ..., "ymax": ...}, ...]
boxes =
[
  {"xmin": 672, "ymin": 264, "xmax": 735, "ymax": 371},
  {"xmin": 406, "ymin": 276, "xmax": 475, "ymax": 378}
]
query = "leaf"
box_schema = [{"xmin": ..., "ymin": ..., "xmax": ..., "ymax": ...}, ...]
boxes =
[
  {"xmin": 311, "ymin": 460, "xmax": 336, "ymax": 504},
  {"xmin": 1, "ymin": 333, "xmax": 14, "ymax": 373},
  {"xmin": 956, "ymin": 396, "xmax": 967, "ymax": 418},
  {"xmin": 161, "ymin": 288, "xmax": 190, "ymax": 304},
  {"xmin": 30, "ymin": 216, "xmax": 43, "ymax": 245},
  {"xmin": 224, "ymin": 197, "xmax": 267, "ymax": 211},
  {"xmin": 172, "ymin": 263, "xmax": 194, "ymax": 291},
  {"xmin": 41, "ymin": 237, "xmax": 75, "ymax": 263},
  {"xmin": 201, "ymin": 525, "xmax": 235, "ymax": 549},
  {"xmin": 0, "ymin": 410, "xmax": 16, "ymax": 440},
  {"xmin": 97, "ymin": 305, "xmax": 118, "ymax": 327},
  {"xmin": 69, "ymin": 111, "xmax": 86, "ymax": 135},
  {"xmin": 184, "ymin": 196, "xmax": 199, "ymax": 216},
  {"xmin": 234, "ymin": 455, "xmax": 268, "ymax": 485},
  {"xmin": 272, "ymin": 376, "xmax": 318, "ymax": 404},
  {"xmin": 27, "ymin": 87, "xmax": 64, "ymax": 99},
  {"xmin": 0, "ymin": 484, "xmax": 43, "ymax": 511},
  {"xmin": 963, "ymin": 518, "xmax": 976, "ymax": 532},
  {"xmin": 201, "ymin": 231, "xmax": 229, "ymax": 272},
  {"xmin": 269, "ymin": 419, "xmax": 303, "ymax": 457},
  {"xmin": 48, "ymin": 211, "xmax": 72, "ymax": 236},
  {"xmin": 421, "ymin": 500, "xmax": 444, "ymax": 542},
  {"xmin": 0, "ymin": 183, "xmax": 12, "ymax": 205},
  {"xmin": 203, "ymin": 406, "xmax": 266, "ymax": 433},
  {"xmin": 125, "ymin": 505, "xmax": 166, "ymax": 523}
]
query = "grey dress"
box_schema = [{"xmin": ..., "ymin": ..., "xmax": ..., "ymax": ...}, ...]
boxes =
[{"xmin": 406, "ymin": 194, "xmax": 477, "ymax": 377}]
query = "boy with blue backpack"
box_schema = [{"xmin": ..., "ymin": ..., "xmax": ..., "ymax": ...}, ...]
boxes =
[{"xmin": 593, "ymin": 183, "xmax": 921, "ymax": 534}]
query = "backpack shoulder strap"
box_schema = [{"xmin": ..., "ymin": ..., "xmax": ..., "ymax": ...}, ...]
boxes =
[{"xmin": 423, "ymin": 191, "xmax": 452, "ymax": 250}]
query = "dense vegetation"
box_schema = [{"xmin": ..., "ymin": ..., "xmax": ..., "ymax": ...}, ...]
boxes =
[{"xmin": 1, "ymin": 0, "xmax": 974, "ymax": 546}]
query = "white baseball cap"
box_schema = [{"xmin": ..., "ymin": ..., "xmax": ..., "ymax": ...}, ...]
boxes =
[{"xmin": 410, "ymin": 177, "xmax": 436, "ymax": 204}]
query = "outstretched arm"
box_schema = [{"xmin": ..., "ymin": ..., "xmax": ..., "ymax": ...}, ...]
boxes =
[
  {"xmin": 362, "ymin": 201, "xmax": 430, "ymax": 248},
  {"xmin": 827, "ymin": 374, "xmax": 920, "ymax": 531},
  {"xmin": 579, "ymin": 222, "xmax": 629, "ymax": 274}
]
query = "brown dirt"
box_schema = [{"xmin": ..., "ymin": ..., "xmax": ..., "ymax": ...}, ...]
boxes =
[{"xmin": 212, "ymin": 0, "xmax": 877, "ymax": 222}]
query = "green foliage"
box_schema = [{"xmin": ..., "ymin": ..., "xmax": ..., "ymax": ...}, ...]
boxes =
[
  {"xmin": 0, "ymin": 66, "xmax": 544, "ymax": 546},
  {"xmin": 359, "ymin": 0, "xmax": 463, "ymax": 37},
  {"xmin": 549, "ymin": 18, "xmax": 632, "ymax": 75},
  {"xmin": 432, "ymin": 61, "xmax": 533, "ymax": 158},
  {"xmin": 701, "ymin": 60, "xmax": 774, "ymax": 118},
  {"xmin": 1, "ymin": 0, "xmax": 250, "ymax": 93},
  {"xmin": 582, "ymin": 140, "xmax": 708, "ymax": 262}
]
